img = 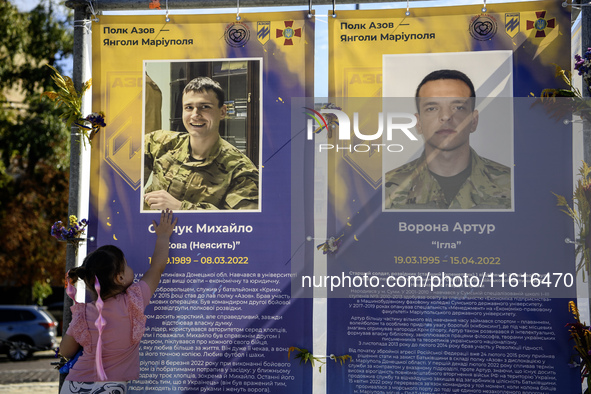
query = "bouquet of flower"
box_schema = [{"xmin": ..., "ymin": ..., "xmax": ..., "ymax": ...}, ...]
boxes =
[
  {"xmin": 316, "ymin": 235, "xmax": 343, "ymax": 255},
  {"xmin": 554, "ymin": 162, "xmax": 591, "ymax": 281},
  {"xmin": 42, "ymin": 65, "xmax": 105, "ymax": 146},
  {"xmin": 575, "ymin": 48, "xmax": 591, "ymax": 94},
  {"xmin": 537, "ymin": 54, "xmax": 591, "ymax": 124},
  {"xmin": 288, "ymin": 346, "xmax": 352, "ymax": 373},
  {"xmin": 566, "ymin": 301, "xmax": 591, "ymax": 392},
  {"xmin": 75, "ymin": 112, "xmax": 106, "ymax": 143},
  {"xmin": 51, "ymin": 216, "xmax": 88, "ymax": 250}
]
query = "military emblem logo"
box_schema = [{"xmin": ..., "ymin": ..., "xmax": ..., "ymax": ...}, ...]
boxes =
[
  {"xmin": 526, "ymin": 11, "xmax": 555, "ymax": 38},
  {"xmin": 505, "ymin": 13, "xmax": 520, "ymax": 38},
  {"xmin": 276, "ymin": 21, "xmax": 301, "ymax": 45},
  {"xmin": 257, "ymin": 21, "xmax": 270, "ymax": 45}
]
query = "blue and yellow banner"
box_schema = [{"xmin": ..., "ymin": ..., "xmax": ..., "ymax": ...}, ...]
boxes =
[
  {"xmin": 320, "ymin": 1, "xmax": 580, "ymax": 392},
  {"xmin": 90, "ymin": 12, "xmax": 314, "ymax": 393}
]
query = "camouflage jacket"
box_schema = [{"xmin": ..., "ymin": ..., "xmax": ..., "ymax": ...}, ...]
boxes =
[
  {"xmin": 384, "ymin": 148, "xmax": 511, "ymax": 210},
  {"xmin": 144, "ymin": 130, "xmax": 259, "ymax": 210}
]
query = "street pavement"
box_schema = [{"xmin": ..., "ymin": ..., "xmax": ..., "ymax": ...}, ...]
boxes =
[
  {"xmin": 0, "ymin": 349, "xmax": 60, "ymax": 394},
  {"xmin": 0, "ymin": 382, "xmax": 59, "ymax": 393}
]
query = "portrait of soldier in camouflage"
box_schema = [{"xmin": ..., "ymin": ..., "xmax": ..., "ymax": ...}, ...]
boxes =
[
  {"xmin": 143, "ymin": 76, "xmax": 259, "ymax": 210},
  {"xmin": 384, "ymin": 69, "xmax": 511, "ymax": 210}
]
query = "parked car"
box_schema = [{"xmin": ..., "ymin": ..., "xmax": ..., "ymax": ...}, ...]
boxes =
[
  {"xmin": 0, "ymin": 305, "xmax": 59, "ymax": 361},
  {"xmin": 47, "ymin": 302, "xmax": 64, "ymax": 336}
]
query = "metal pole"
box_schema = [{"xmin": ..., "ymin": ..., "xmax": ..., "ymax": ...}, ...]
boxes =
[
  {"xmin": 60, "ymin": 2, "xmax": 90, "ymax": 390},
  {"xmin": 582, "ymin": 1, "xmax": 591, "ymax": 115},
  {"xmin": 70, "ymin": 0, "xmax": 421, "ymax": 11},
  {"xmin": 581, "ymin": 5, "xmax": 591, "ymax": 207},
  {"xmin": 581, "ymin": 4, "xmax": 591, "ymax": 375}
]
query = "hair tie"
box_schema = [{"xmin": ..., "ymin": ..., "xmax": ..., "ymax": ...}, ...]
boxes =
[
  {"xmin": 65, "ymin": 271, "xmax": 78, "ymax": 304},
  {"xmin": 94, "ymin": 276, "xmax": 108, "ymax": 380}
]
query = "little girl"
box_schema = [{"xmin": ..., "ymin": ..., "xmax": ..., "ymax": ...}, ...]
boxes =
[{"xmin": 59, "ymin": 209, "xmax": 177, "ymax": 394}]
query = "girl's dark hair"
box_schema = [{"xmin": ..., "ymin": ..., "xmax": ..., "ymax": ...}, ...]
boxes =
[{"xmin": 68, "ymin": 245, "xmax": 126, "ymax": 299}]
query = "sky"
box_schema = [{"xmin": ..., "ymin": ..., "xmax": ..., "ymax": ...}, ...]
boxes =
[{"xmin": 15, "ymin": 0, "xmax": 549, "ymax": 96}]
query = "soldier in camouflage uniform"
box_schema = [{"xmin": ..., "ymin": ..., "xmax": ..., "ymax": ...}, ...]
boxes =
[
  {"xmin": 144, "ymin": 77, "xmax": 259, "ymax": 210},
  {"xmin": 384, "ymin": 70, "xmax": 511, "ymax": 210}
]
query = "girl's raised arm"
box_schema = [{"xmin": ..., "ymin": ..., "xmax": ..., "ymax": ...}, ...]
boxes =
[{"xmin": 141, "ymin": 209, "xmax": 177, "ymax": 295}]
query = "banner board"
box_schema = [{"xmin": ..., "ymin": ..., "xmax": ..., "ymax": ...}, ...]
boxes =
[
  {"xmin": 91, "ymin": 12, "xmax": 314, "ymax": 393},
  {"xmin": 319, "ymin": 1, "xmax": 581, "ymax": 392}
]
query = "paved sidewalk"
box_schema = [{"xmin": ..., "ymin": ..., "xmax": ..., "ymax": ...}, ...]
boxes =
[
  {"xmin": 0, "ymin": 349, "xmax": 60, "ymax": 393},
  {"xmin": 0, "ymin": 382, "xmax": 59, "ymax": 393},
  {"xmin": 0, "ymin": 365, "xmax": 59, "ymax": 385}
]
